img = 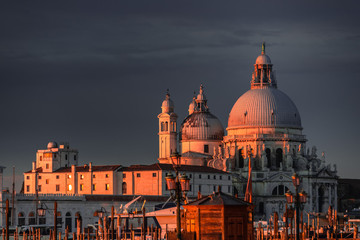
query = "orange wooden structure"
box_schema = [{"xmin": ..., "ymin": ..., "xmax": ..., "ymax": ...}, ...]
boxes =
[{"xmin": 183, "ymin": 191, "xmax": 254, "ymax": 240}]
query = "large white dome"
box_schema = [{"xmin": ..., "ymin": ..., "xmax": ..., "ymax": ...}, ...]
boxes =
[{"xmin": 227, "ymin": 88, "xmax": 302, "ymax": 129}]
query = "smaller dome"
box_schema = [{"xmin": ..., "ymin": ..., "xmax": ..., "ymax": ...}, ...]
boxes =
[
  {"xmin": 47, "ymin": 141, "xmax": 58, "ymax": 149},
  {"xmin": 180, "ymin": 112, "xmax": 224, "ymax": 141},
  {"xmin": 255, "ymin": 54, "xmax": 271, "ymax": 65},
  {"xmin": 161, "ymin": 93, "xmax": 174, "ymax": 113}
]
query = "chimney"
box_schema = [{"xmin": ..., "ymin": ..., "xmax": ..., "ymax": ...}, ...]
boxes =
[
  {"xmin": 89, "ymin": 162, "xmax": 92, "ymax": 172},
  {"xmin": 32, "ymin": 162, "xmax": 36, "ymax": 172},
  {"xmin": 197, "ymin": 191, "xmax": 202, "ymax": 200}
]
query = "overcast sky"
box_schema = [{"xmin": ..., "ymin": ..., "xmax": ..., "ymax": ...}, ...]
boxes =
[{"xmin": 1, "ymin": 1, "xmax": 359, "ymax": 191}]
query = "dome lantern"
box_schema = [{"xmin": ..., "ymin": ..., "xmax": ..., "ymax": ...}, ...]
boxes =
[
  {"xmin": 193, "ymin": 84, "xmax": 209, "ymax": 112},
  {"xmin": 161, "ymin": 89, "xmax": 175, "ymax": 113},
  {"xmin": 251, "ymin": 42, "xmax": 277, "ymax": 89}
]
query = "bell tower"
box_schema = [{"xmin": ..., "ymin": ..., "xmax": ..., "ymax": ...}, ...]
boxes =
[{"xmin": 158, "ymin": 91, "xmax": 178, "ymax": 163}]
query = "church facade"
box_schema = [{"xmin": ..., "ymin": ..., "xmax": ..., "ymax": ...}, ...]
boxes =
[{"xmin": 158, "ymin": 44, "xmax": 338, "ymax": 221}]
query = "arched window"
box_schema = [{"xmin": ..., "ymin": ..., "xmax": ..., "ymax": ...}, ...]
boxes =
[
  {"xmin": 266, "ymin": 148, "xmax": 271, "ymax": 168},
  {"xmin": 165, "ymin": 122, "xmax": 168, "ymax": 131},
  {"xmin": 161, "ymin": 122, "xmax": 165, "ymax": 131},
  {"xmin": 276, "ymin": 148, "xmax": 283, "ymax": 168},
  {"xmin": 272, "ymin": 185, "xmax": 289, "ymax": 196},
  {"xmin": 18, "ymin": 212, "xmax": 25, "ymax": 226},
  {"xmin": 65, "ymin": 212, "xmax": 72, "ymax": 232},
  {"xmin": 122, "ymin": 182, "xmax": 127, "ymax": 194},
  {"xmin": 28, "ymin": 212, "xmax": 36, "ymax": 225},
  {"xmin": 238, "ymin": 149, "xmax": 244, "ymax": 168}
]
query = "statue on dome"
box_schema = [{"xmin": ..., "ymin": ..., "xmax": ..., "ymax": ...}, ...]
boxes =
[
  {"xmin": 261, "ymin": 150, "xmax": 267, "ymax": 169},
  {"xmin": 298, "ymin": 144, "xmax": 303, "ymax": 155},
  {"xmin": 226, "ymin": 146, "xmax": 230, "ymax": 158},
  {"xmin": 213, "ymin": 146, "xmax": 217, "ymax": 159},
  {"xmin": 286, "ymin": 153, "xmax": 293, "ymax": 169},
  {"xmin": 311, "ymin": 146, "xmax": 317, "ymax": 158}
]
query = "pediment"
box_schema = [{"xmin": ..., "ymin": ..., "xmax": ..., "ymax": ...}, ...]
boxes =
[
  {"xmin": 266, "ymin": 172, "xmax": 292, "ymax": 182},
  {"xmin": 316, "ymin": 167, "xmax": 337, "ymax": 178}
]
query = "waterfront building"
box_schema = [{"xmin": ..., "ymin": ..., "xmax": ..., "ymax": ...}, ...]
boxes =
[
  {"xmin": 24, "ymin": 142, "xmax": 122, "ymax": 195},
  {"xmin": 158, "ymin": 44, "xmax": 338, "ymax": 221},
  {"xmin": 121, "ymin": 163, "xmax": 232, "ymax": 197}
]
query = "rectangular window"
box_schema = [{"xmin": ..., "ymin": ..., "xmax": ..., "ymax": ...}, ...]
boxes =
[
  {"xmin": 105, "ymin": 174, "xmax": 109, "ymax": 178},
  {"xmin": 65, "ymin": 154, "xmax": 68, "ymax": 160},
  {"xmin": 56, "ymin": 185, "xmax": 60, "ymax": 191},
  {"xmin": 204, "ymin": 144, "xmax": 209, "ymax": 153},
  {"xmin": 93, "ymin": 174, "xmax": 96, "ymax": 178},
  {"xmin": 220, "ymin": 176, "xmax": 222, "ymax": 180},
  {"xmin": 38, "ymin": 185, "xmax": 42, "ymax": 192},
  {"xmin": 46, "ymin": 179, "xmax": 49, "ymax": 184},
  {"xmin": 199, "ymin": 174, "xmax": 201, "ymax": 179},
  {"xmin": 80, "ymin": 184, "xmax": 84, "ymax": 191},
  {"xmin": 123, "ymin": 173, "xmax": 126, "ymax": 178},
  {"xmin": 152, "ymin": 173, "xmax": 156, "ymax": 177},
  {"xmin": 136, "ymin": 173, "xmax": 141, "ymax": 177},
  {"xmin": 46, "ymin": 164, "xmax": 49, "ymax": 169},
  {"xmin": 80, "ymin": 175, "xmax": 84, "ymax": 179},
  {"xmin": 38, "ymin": 176, "xmax": 42, "ymax": 179},
  {"xmin": 26, "ymin": 185, "xmax": 30, "ymax": 192},
  {"xmin": 74, "ymin": 155, "xmax": 77, "ymax": 161},
  {"xmin": 40, "ymin": 156, "xmax": 42, "ymax": 161},
  {"xmin": 213, "ymin": 185, "xmax": 216, "ymax": 191},
  {"xmin": 56, "ymin": 175, "xmax": 59, "ymax": 179},
  {"xmin": 228, "ymin": 176, "xmax": 231, "ymax": 180},
  {"xmin": 190, "ymin": 185, "xmax": 192, "ymax": 191},
  {"xmin": 199, "ymin": 185, "xmax": 201, "ymax": 192},
  {"xmin": 105, "ymin": 184, "xmax": 110, "ymax": 190},
  {"xmin": 189, "ymin": 174, "xmax": 192, "ymax": 178},
  {"xmin": 26, "ymin": 176, "xmax": 30, "ymax": 180},
  {"xmin": 228, "ymin": 186, "xmax": 231, "ymax": 193},
  {"xmin": 214, "ymin": 175, "xmax": 216, "ymax": 180},
  {"xmin": 208, "ymin": 175, "xmax": 210, "ymax": 179},
  {"xmin": 92, "ymin": 184, "xmax": 96, "ymax": 191}
]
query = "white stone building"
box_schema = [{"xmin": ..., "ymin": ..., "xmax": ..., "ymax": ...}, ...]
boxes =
[{"xmin": 157, "ymin": 43, "xmax": 338, "ymax": 221}]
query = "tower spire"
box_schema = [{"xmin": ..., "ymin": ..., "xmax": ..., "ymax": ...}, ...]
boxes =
[{"xmin": 261, "ymin": 42, "xmax": 265, "ymax": 54}]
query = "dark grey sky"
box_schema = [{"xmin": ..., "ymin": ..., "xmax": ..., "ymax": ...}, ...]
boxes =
[{"xmin": 1, "ymin": 1, "xmax": 360, "ymax": 191}]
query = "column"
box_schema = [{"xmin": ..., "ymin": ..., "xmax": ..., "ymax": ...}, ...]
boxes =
[
  {"xmin": 334, "ymin": 183, "xmax": 338, "ymax": 210},
  {"xmin": 328, "ymin": 183, "xmax": 332, "ymax": 206}
]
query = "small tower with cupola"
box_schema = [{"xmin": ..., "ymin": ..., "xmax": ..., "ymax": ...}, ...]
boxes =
[{"xmin": 158, "ymin": 91, "xmax": 178, "ymax": 163}]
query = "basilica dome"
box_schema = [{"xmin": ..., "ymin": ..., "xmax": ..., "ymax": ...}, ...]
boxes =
[
  {"xmin": 180, "ymin": 85, "xmax": 224, "ymax": 141},
  {"xmin": 228, "ymin": 86, "xmax": 302, "ymax": 129},
  {"xmin": 180, "ymin": 112, "xmax": 224, "ymax": 140}
]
